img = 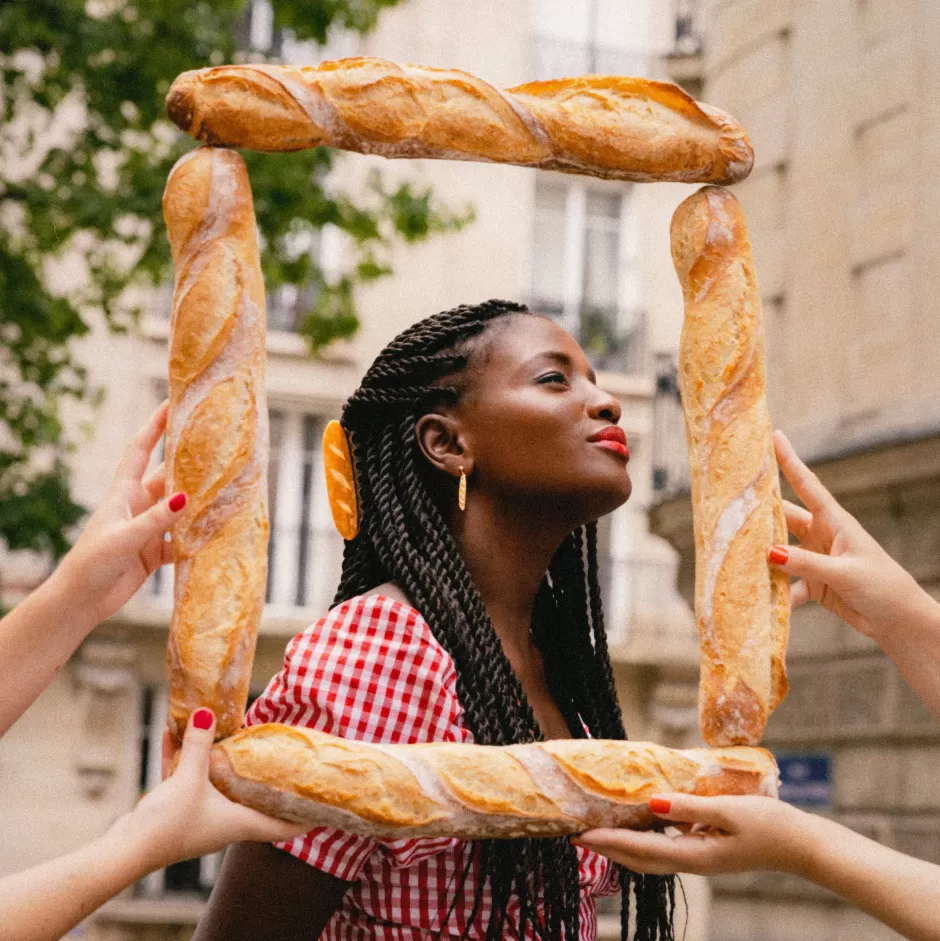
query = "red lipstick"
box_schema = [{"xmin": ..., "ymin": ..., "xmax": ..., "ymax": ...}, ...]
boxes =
[{"xmin": 588, "ymin": 426, "xmax": 629, "ymax": 460}]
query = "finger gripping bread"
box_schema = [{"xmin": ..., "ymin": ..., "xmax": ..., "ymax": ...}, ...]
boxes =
[
  {"xmin": 165, "ymin": 57, "xmax": 753, "ymax": 185},
  {"xmin": 163, "ymin": 147, "xmax": 270, "ymax": 740},
  {"xmin": 209, "ymin": 725, "xmax": 779, "ymax": 838},
  {"xmin": 671, "ymin": 186, "xmax": 790, "ymax": 747}
]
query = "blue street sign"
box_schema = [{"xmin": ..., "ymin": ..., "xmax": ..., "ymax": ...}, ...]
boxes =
[{"xmin": 776, "ymin": 754, "xmax": 832, "ymax": 807}]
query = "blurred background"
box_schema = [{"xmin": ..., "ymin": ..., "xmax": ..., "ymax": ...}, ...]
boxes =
[{"xmin": 0, "ymin": 0, "xmax": 936, "ymax": 938}]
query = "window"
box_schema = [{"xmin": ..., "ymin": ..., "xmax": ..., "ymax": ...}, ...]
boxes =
[
  {"xmin": 153, "ymin": 406, "xmax": 343, "ymax": 613},
  {"xmin": 267, "ymin": 409, "xmax": 343, "ymax": 609},
  {"xmin": 531, "ymin": 0, "xmax": 650, "ymax": 79},
  {"xmin": 266, "ymin": 226, "xmax": 324, "ymax": 334},
  {"xmin": 531, "ymin": 179, "xmax": 646, "ymax": 374}
]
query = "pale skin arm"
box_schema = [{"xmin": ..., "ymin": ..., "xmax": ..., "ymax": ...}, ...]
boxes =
[
  {"xmin": 0, "ymin": 709, "xmax": 309, "ymax": 941},
  {"xmin": 770, "ymin": 429, "xmax": 940, "ymax": 720},
  {"xmin": 575, "ymin": 794, "xmax": 940, "ymax": 941},
  {"xmin": 0, "ymin": 401, "xmax": 186, "ymax": 737}
]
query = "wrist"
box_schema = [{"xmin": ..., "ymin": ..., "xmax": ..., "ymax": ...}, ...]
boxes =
[
  {"xmin": 776, "ymin": 804, "xmax": 826, "ymax": 878},
  {"xmin": 101, "ymin": 809, "xmax": 176, "ymax": 880}
]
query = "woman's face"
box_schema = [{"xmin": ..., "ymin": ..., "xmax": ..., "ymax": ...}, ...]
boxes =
[{"xmin": 459, "ymin": 314, "xmax": 631, "ymax": 522}]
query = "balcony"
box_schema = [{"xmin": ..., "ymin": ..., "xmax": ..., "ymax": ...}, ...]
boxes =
[
  {"xmin": 602, "ymin": 553, "xmax": 697, "ymax": 666},
  {"xmin": 665, "ymin": 0, "xmax": 704, "ymax": 96},
  {"xmin": 531, "ymin": 300, "xmax": 648, "ymax": 377},
  {"xmin": 650, "ymin": 353, "xmax": 691, "ymax": 499},
  {"xmin": 531, "ymin": 37, "xmax": 649, "ymax": 81},
  {"xmin": 673, "ymin": 0, "xmax": 703, "ymax": 57}
]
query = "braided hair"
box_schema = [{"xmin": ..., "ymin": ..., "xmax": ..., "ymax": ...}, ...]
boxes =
[{"xmin": 336, "ymin": 300, "xmax": 675, "ymax": 941}]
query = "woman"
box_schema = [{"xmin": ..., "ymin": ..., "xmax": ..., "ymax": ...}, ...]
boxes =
[
  {"xmin": 195, "ymin": 300, "xmax": 675, "ymax": 941},
  {"xmin": 576, "ymin": 430, "xmax": 940, "ymax": 941},
  {"xmin": 0, "ymin": 402, "xmax": 307, "ymax": 941}
]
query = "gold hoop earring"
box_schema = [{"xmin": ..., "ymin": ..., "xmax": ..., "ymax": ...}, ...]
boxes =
[{"xmin": 458, "ymin": 466, "xmax": 467, "ymax": 512}]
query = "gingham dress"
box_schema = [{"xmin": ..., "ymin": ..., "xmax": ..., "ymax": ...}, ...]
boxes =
[{"xmin": 246, "ymin": 594, "xmax": 618, "ymax": 941}]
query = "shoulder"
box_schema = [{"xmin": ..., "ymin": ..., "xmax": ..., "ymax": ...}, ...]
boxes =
[
  {"xmin": 368, "ymin": 581, "xmax": 412, "ymax": 607},
  {"xmin": 248, "ymin": 592, "xmax": 470, "ymax": 744},
  {"xmin": 293, "ymin": 591, "xmax": 434, "ymax": 653}
]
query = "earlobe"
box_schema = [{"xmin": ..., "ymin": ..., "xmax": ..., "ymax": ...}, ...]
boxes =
[{"xmin": 415, "ymin": 412, "xmax": 471, "ymax": 479}]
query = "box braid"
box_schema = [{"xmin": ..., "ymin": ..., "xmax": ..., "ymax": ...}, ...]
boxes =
[{"xmin": 335, "ymin": 300, "xmax": 675, "ymax": 941}]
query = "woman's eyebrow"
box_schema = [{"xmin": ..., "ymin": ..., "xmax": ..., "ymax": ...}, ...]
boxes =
[{"xmin": 526, "ymin": 351, "xmax": 597, "ymax": 385}]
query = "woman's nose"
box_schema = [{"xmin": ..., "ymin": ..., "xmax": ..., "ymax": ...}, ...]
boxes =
[{"xmin": 588, "ymin": 389, "xmax": 622, "ymax": 424}]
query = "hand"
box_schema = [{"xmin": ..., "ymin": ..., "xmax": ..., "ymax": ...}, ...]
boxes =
[
  {"xmin": 769, "ymin": 430, "xmax": 929, "ymax": 642},
  {"xmin": 573, "ymin": 794, "xmax": 815, "ymax": 877},
  {"xmin": 53, "ymin": 401, "xmax": 186, "ymax": 624},
  {"xmin": 118, "ymin": 709, "xmax": 308, "ymax": 871}
]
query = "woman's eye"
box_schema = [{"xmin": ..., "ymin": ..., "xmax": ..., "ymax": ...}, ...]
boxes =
[{"xmin": 536, "ymin": 371, "xmax": 568, "ymax": 386}]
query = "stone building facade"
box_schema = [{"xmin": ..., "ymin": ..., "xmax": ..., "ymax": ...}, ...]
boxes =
[
  {"xmin": 0, "ymin": 1, "xmax": 713, "ymax": 938},
  {"xmin": 653, "ymin": 1, "xmax": 940, "ymax": 938}
]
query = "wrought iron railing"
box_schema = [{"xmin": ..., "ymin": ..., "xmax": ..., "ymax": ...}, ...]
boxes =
[
  {"xmin": 651, "ymin": 353, "xmax": 691, "ymax": 498},
  {"xmin": 531, "ymin": 37, "xmax": 649, "ymax": 81},
  {"xmin": 674, "ymin": 0, "xmax": 704, "ymax": 56}
]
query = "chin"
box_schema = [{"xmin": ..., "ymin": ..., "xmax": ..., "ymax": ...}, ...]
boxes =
[{"xmin": 578, "ymin": 472, "xmax": 632, "ymax": 521}]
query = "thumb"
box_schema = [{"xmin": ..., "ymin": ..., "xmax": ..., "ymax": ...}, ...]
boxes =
[
  {"xmin": 647, "ymin": 794, "xmax": 735, "ymax": 831},
  {"xmin": 126, "ymin": 491, "xmax": 187, "ymax": 545},
  {"xmin": 768, "ymin": 543, "xmax": 851, "ymax": 587},
  {"xmin": 174, "ymin": 708, "xmax": 216, "ymax": 779}
]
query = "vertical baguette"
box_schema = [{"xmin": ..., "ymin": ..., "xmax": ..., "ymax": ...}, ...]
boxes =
[
  {"xmin": 671, "ymin": 186, "xmax": 790, "ymax": 747},
  {"xmin": 163, "ymin": 147, "xmax": 269, "ymax": 740}
]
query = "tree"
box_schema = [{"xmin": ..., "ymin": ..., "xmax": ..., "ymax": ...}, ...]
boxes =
[{"xmin": 0, "ymin": 0, "xmax": 471, "ymax": 562}]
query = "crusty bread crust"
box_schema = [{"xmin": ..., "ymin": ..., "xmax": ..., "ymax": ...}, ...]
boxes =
[
  {"xmin": 671, "ymin": 186, "xmax": 790, "ymax": 747},
  {"xmin": 209, "ymin": 725, "xmax": 779, "ymax": 838},
  {"xmin": 163, "ymin": 147, "xmax": 270, "ymax": 740},
  {"xmin": 165, "ymin": 57, "xmax": 753, "ymax": 185}
]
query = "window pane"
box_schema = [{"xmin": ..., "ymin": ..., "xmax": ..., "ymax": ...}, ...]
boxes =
[
  {"xmin": 266, "ymin": 411, "xmax": 284, "ymax": 603},
  {"xmin": 582, "ymin": 192, "xmax": 620, "ymax": 320},
  {"xmin": 296, "ymin": 415, "xmax": 321, "ymax": 607},
  {"xmin": 532, "ymin": 182, "xmax": 567, "ymax": 312}
]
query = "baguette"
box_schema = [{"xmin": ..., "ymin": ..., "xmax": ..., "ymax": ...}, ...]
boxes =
[
  {"xmin": 671, "ymin": 186, "xmax": 790, "ymax": 747},
  {"xmin": 165, "ymin": 57, "xmax": 753, "ymax": 185},
  {"xmin": 163, "ymin": 147, "xmax": 270, "ymax": 740},
  {"xmin": 209, "ymin": 724, "xmax": 778, "ymax": 839}
]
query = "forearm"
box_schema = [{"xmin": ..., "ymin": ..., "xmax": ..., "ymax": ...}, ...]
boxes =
[
  {"xmin": 876, "ymin": 587, "xmax": 940, "ymax": 722},
  {"xmin": 0, "ymin": 818, "xmax": 159, "ymax": 941},
  {"xmin": 797, "ymin": 815, "xmax": 940, "ymax": 941},
  {"xmin": 0, "ymin": 569, "xmax": 96, "ymax": 736}
]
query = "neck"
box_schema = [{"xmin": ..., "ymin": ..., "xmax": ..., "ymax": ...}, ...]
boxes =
[{"xmin": 452, "ymin": 494, "xmax": 575, "ymax": 659}]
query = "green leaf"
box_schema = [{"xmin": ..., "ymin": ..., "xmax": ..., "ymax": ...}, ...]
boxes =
[{"xmin": 0, "ymin": 0, "xmax": 473, "ymax": 564}]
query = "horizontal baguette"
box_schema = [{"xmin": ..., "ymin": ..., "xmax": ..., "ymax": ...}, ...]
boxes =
[
  {"xmin": 209, "ymin": 724, "xmax": 779, "ymax": 839},
  {"xmin": 166, "ymin": 57, "xmax": 753, "ymax": 184}
]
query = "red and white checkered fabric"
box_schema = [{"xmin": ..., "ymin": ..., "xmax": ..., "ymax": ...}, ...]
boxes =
[{"xmin": 246, "ymin": 594, "xmax": 618, "ymax": 941}]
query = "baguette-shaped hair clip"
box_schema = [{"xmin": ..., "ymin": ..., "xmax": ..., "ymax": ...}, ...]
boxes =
[{"xmin": 323, "ymin": 420, "xmax": 360, "ymax": 540}]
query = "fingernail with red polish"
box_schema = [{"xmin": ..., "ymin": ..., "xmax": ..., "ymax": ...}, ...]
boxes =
[
  {"xmin": 768, "ymin": 545, "xmax": 789, "ymax": 566},
  {"xmin": 649, "ymin": 797, "xmax": 672, "ymax": 815},
  {"xmin": 168, "ymin": 492, "xmax": 187, "ymax": 513},
  {"xmin": 192, "ymin": 708, "xmax": 214, "ymax": 730}
]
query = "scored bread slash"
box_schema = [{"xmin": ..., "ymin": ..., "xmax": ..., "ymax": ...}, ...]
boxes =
[
  {"xmin": 323, "ymin": 419, "xmax": 360, "ymax": 540},
  {"xmin": 165, "ymin": 59, "xmax": 754, "ymax": 185},
  {"xmin": 208, "ymin": 725, "xmax": 780, "ymax": 839}
]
